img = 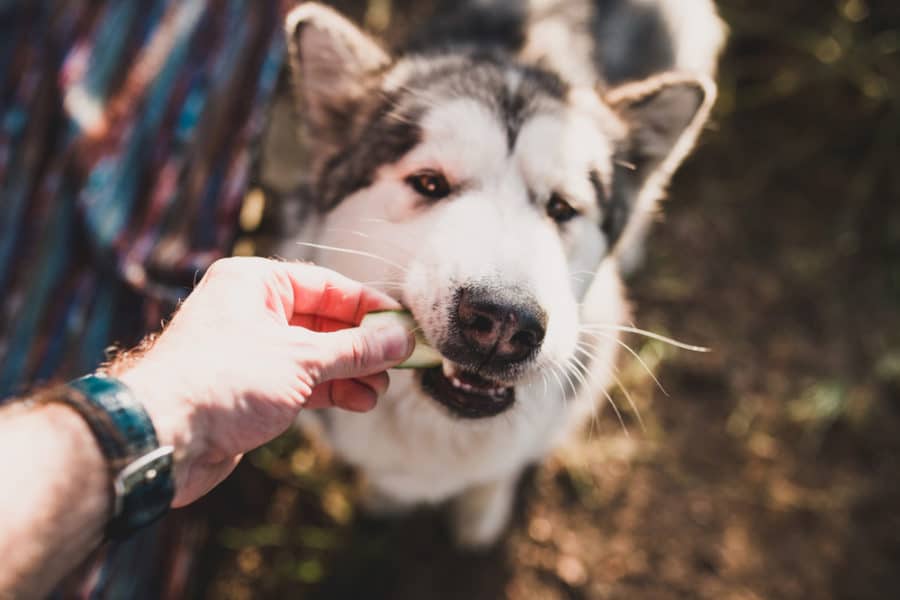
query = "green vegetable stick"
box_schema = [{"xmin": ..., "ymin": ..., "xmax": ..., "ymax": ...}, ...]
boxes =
[{"xmin": 361, "ymin": 310, "xmax": 442, "ymax": 369}]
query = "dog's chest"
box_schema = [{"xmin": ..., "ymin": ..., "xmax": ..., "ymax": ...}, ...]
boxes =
[{"xmin": 324, "ymin": 372, "xmax": 569, "ymax": 502}]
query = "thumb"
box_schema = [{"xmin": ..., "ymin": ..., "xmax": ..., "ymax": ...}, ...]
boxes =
[{"xmin": 308, "ymin": 322, "xmax": 414, "ymax": 382}]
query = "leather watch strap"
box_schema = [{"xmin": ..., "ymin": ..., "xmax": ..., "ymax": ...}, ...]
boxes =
[{"xmin": 35, "ymin": 375, "xmax": 175, "ymax": 539}]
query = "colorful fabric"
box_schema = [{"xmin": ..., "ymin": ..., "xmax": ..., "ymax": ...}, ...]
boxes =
[
  {"xmin": 0, "ymin": 0, "xmax": 291, "ymax": 596},
  {"xmin": 0, "ymin": 0, "xmax": 287, "ymax": 398}
]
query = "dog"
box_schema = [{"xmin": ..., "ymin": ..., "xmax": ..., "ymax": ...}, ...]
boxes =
[{"xmin": 260, "ymin": 0, "xmax": 725, "ymax": 548}]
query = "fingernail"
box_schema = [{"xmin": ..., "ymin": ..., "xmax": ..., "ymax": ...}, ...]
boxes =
[{"xmin": 376, "ymin": 324, "xmax": 414, "ymax": 362}]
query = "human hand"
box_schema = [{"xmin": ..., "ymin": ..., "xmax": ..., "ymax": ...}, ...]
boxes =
[{"xmin": 113, "ymin": 257, "xmax": 413, "ymax": 507}]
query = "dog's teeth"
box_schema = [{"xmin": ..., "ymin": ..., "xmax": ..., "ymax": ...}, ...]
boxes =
[
  {"xmin": 443, "ymin": 362, "xmax": 455, "ymax": 378},
  {"xmin": 449, "ymin": 377, "xmax": 475, "ymax": 393},
  {"xmin": 448, "ymin": 373, "xmax": 510, "ymax": 398}
]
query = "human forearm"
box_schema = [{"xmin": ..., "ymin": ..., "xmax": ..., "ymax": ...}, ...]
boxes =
[
  {"xmin": 0, "ymin": 400, "xmax": 109, "ymax": 600},
  {"xmin": 0, "ymin": 258, "xmax": 412, "ymax": 597}
]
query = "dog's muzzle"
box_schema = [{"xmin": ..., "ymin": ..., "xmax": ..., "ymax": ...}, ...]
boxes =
[{"xmin": 419, "ymin": 285, "xmax": 547, "ymax": 419}]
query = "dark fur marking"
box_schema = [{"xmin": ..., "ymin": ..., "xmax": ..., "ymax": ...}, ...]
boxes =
[
  {"xmin": 592, "ymin": 0, "xmax": 676, "ymax": 84},
  {"xmin": 500, "ymin": 86, "xmax": 527, "ymax": 150},
  {"xmin": 589, "ymin": 168, "xmax": 629, "ymax": 246},
  {"xmin": 314, "ymin": 54, "xmax": 568, "ymax": 210},
  {"xmin": 502, "ymin": 66, "xmax": 568, "ymax": 150},
  {"xmin": 403, "ymin": 53, "xmax": 568, "ymax": 153},
  {"xmin": 593, "ymin": 164, "xmax": 634, "ymax": 249},
  {"xmin": 406, "ymin": 1, "xmax": 528, "ymax": 55},
  {"xmin": 600, "ymin": 162, "xmax": 637, "ymax": 249},
  {"xmin": 317, "ymin": 95, "xmax": 424, "ymax": 209}
]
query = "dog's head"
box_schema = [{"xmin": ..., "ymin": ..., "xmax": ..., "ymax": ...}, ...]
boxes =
[{"xmin": 278, "ymin": 3, "xmax": 716, "ymax": 419}]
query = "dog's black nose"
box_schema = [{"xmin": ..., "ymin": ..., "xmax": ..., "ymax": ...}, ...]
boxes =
[{"xmin": 455, "ymin": 286, "xmax": 547, "ymax": 365}]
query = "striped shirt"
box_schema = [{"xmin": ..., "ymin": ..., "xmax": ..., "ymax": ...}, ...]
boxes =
[{"xmin": 1, "ymin": 0, "xmax": 291, "ymax": 596}]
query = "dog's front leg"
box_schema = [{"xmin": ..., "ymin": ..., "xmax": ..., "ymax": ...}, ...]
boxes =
[{"xmin": 450, "ymin": 472, "xmax": 520, "ymax": 549}]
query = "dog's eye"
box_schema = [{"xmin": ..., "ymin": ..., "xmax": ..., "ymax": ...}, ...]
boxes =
[
  {"xmin": 546, "ymin": 194, "xmax": 578, "ymax": 223},
  {"xmin": 406, "ymin": 171, "xmax": 451, "ymax": 199}
]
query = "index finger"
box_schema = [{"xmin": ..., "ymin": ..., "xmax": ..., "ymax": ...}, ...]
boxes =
[{"xmin": 280, "ymin": 262, "xmax": 402, "ymax": 325}]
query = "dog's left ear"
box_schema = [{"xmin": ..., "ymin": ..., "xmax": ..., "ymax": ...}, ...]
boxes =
[
  {"xmin": 604, "ymin": 73, "xmax": 716, "ymax": 183},
  {"xmin": 284, "ymin": 3, "xmax": 391, "ymax": 152}
]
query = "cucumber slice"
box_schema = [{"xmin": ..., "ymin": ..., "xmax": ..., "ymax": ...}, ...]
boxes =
[{"xmin": 361, "ymin": 310, "xmax": 442, "ymax": 369}]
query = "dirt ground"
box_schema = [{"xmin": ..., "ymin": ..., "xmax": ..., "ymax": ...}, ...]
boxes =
[{"xmin": 191, "ymin": 1, "xmax": 900, "ymax": 598}]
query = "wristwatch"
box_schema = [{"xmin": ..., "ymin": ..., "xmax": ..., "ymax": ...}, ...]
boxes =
[{"xmin": 36, "ymin": 375, "xmax": 175, "ymax": 539}]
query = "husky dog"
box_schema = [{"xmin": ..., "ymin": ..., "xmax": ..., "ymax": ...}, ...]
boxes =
[{"xmin": 262, "ymin": 0, "xmax": 725, "ymax": 547}]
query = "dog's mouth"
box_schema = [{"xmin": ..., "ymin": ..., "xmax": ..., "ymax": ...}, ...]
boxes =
[{"xmin": 420, "ymin": 362, "xmax": 516, "ymax": 419}]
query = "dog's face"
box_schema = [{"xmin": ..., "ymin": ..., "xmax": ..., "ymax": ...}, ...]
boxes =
[{"xmin": 282, "ymin": 4, "xmax": 715, "ymax": 420}]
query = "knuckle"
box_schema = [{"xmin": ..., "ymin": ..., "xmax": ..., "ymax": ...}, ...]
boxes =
[
  {"xmin": 204, "ymin": 257, "xmax": 240, "ymax": 281},
  {"xmin": 206, "ymin": 256, "xmax": 266, "ymax": 278},
  {"xmin": 347, "ymin": 332, "xmax": 372, "ymax": 370},
  {"xmin": 202, "ymin": 257, "xmax": 275, "ymax": 291},
  {"xmin": 207, "ymin": 256, "xmax": 235, "ymax": 273}
]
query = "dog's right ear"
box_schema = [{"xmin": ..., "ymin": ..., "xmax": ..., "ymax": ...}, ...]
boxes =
[{"xmin": 285, "ymin": 3, "xmax": 391, "ymax": 148}]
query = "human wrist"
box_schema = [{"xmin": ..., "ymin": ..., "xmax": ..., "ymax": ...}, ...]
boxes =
[
  {"xmin": 114, "ymin": 359, "xmax": 205, "ymax": 498},
  {"xmin": 47, "ymin": 375, "xmax": 175, "ymax": 537}
]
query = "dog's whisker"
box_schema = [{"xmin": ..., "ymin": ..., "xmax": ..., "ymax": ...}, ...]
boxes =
[
  {"xmin": 565, "ymin": 357, "xmax": 588, "ymax": 392},
  {"xmin": 598, "ymin": 380, "xmax": 630, "ymax": 438},
  {"xmin": 564, "ymin": 356, "xmax": 599, "ymax": 438},
  {"xmin": 568, "ymin": 348, "xmax": 629, "ymax": 438},
  {"xmin": 556, "ymin": 359, "xmax": 580, "ymax": 403},
  {"xmin": 295, "ymin": 241, "xmax": 409, "ymax": 273},
  {"xmin": 573, "ymin": 339, "xmax": 606, "ymax": 361},
  {"xmin": 609, "ymin": 371, "xmax": 646, "ymax": 433},
  {"xmin": 544, "ymin": 358, "xmax": 569, "ymax": 402},
  {"xmin": 572, "ymin": 343, "xmax": 615, "ymax": 374},
  {"xmin": 570, "ymin": 351, "xmax": 628, "ymax": 439},
  {"xmin": 585, "ymin": 331, "xmax": 669, "ymax": 397},
  {"xmin": 581, "ymin": 324, "xmax": 709, "ymax": 353},
  {"xmin": 325, "ymin": 227, "xmax": 416, "ymax": 259}
]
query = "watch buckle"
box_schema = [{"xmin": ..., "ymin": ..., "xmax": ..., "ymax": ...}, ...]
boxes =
[{"xmin": 112, "ymin": 446, "xmax": 175, "ymax": 518}]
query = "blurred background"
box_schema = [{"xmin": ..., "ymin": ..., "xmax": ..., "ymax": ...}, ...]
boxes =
[{"xmin": 196, "ymin": 1, "xmax": 900, "ymax": 599}]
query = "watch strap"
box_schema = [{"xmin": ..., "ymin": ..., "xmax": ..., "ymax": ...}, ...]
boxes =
[
  {"xmin": 65, "ymin": 376, "xmax": 159, "ymax": 466},
  {"xmin": 38, "ymin": 375, "xmax": 175, "ymax": 539}
]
